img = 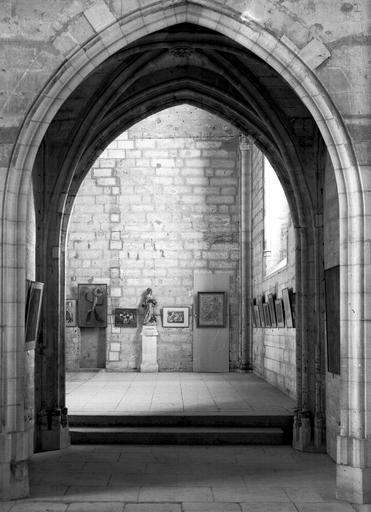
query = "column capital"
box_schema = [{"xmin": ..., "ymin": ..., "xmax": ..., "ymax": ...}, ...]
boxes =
[{"xmin": 239, "ymin": 134, "xmax": 254, "ymax": 151}]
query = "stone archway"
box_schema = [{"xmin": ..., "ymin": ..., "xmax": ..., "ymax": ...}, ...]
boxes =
[{"xmin": 0, "ymin": 1, "xmax": 367, "ymax": 504}]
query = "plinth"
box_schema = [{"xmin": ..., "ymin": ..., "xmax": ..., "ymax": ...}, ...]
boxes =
[{"xmin": 140, "ymin": 324, "xmax": 159, "ymax": 372}]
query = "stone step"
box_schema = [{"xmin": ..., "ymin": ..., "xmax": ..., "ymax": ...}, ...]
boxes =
[
  {"xmin": 70, "ymin": 426, "xmax": 287, "ymax": 445},
  {"xmin": 69, "ymin": 413, "xmax": 292, "ymax": 429}
]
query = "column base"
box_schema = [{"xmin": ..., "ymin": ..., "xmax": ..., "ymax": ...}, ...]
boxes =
[
  {"xmin": 36, "ymin": 408, "xmax": 70, "ymax": 452},
  {"xmin": 38, "ymin": 425, "xmax": 70, "ymax": 452},
  {"xmin": 337, "ymin": 465, "xmax": 371, "ymax": 505},
  {"xmin": 292, "ymin": 411, "xmax": 326, "ymax": 453},
  {"xmin": 0, "ymin": 432, "xmax": 29, "ymax": 500}
]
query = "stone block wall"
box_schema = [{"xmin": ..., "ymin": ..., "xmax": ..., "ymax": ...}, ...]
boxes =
[
  {"xmin": 65, "ymin": 106, "xmax": 240, "ymax": 371},
  {"xmin": 251, "ymin": 149, "xmax": 296, "ymax": 399}
]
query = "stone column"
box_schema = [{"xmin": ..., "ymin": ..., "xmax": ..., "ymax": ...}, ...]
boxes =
[
  {"xmin": 239, "ymin": 135, "xmax": 254, "ymax": 371},
  {"xmin": 140, "ymin": 325, "xmax": 159, "ymax": 372}
]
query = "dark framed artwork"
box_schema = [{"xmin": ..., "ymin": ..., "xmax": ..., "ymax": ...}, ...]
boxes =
[
  {"xmin": 282, "ymin": 287, "xmax": 294, "ymax": 328},
  {"xmin": 275, "ymin": 298, "xmax": 285, "ymax": 328},
  {"xmin": 25, "ymin": 281, "xmax": 44, "ymax": 342},
  {"xmin": 267, "ymin": 293, "xmax": 277, "ymax": 328},
  {"xmin": 65, "ymin": 299, "xmax": 77, "ymax": 327},
  {"xmin": 162, "ymin": 306, "xmax": 190, "ymax": 328},
  {"xmin": 257, "ymin": 296, "xmax": 265, "ymax": 328},
  {"xmin": 263, "ymin": 303, "xmax": 271, "ymax": 327},
  {"xmin": 114, "ymin": 308, "xmax": 137, "ymax": 328},
  {"xmin": 78, "ymin": 284, "xmax": 107, "ymax": 327},
  {"xmin": 197, "ymin": 292, "xmax": 226, "ymax": 328},
  {"xmin": 325, "ymin": 265, "xmax": 340, "ymax": 374},
  {"xmin": 250, "ymin": 299, "xmax": 257, "ymax": 327},
  {"xmin": 254, "ymin": 305, "xmax": 261, "ymax": 327}
]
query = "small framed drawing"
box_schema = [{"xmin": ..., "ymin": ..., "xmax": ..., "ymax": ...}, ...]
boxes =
[
  {"xmin": 197, "ymin": 292, "xmax": 226, "ymax": 328},
  {"xmin": 66, "ymin": 299, "xmax": 77, "ymax": 327},
  {"xmin": 254, "ymin": 304, "xmax": 261, "ymax": 327},
  {"xmin": 115, "ymin": 308, "xmax": 137, "ymax": 328},
  {"xmin": 282, "ymin": 288, "xmax": 294, "ymax": 328},
  {"xmin": 162, "ymin": 307, "xmax": 190, "ymax": 328},
  {"xmin": 78, "ymin": 284, "xmax": 107, "ymax": 327},
  {"xmin": 268, "ymin": 293, "xmax": 277, "ymax": 327},
  {"xmin": 275, "ymin": 298, "xmax": 285, "ymax": 327},
  {"xmin": 263, "ymin": 303, "xmax": 271, "ymax": 327},
  {"xmin": 25, "ymin": 281, "xmax": 44, "ymax": 343}
]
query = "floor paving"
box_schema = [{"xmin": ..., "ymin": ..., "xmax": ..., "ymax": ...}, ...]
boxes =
[
  {"xmin": 0, "ymin": 445, "xmax": 357, "ymax": 511},
  {"xmin": 65, "ymin": 371, "xmax": 295, "ymax": 415},
  {"xmin": 0, "ymin": 373, "xmax": 358, "ymax": 511}
]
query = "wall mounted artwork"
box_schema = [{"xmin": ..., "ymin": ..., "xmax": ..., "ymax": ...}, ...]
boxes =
[
  {"xmin": 114, "ymin": 308, "xmax": 137, "ymax": 328},
  {"xmin": 197, "ymin": 292, "xmax": 226, "ymax": 328},
  {"xmin": 254, "ymin": 304, "xmax": 261, "ymax": 327},
  {"xmin": 275, "ymin": 298, "xmax": 285, "ymax": 328},
  {"xmin": 267, "ymin": 293, "xmax": 277, "ymax": 328},
  {"xmin": 78, "ymin": 284, "xmax": 107, "ymax": 327},
  {"xmin": 263, "ymin": 303, "xmax": 271, "ymax": 327},
  {"xmin": 162, "ymin": 307, "xmax": 190, "ymax": 328},
  {"xmin": 65, "ymin": 299, "xmax": 77, "ymax": 327},
  {"xmin": 25, "ymin": 281, "xmax": 44, "ymax": 343},
  {"xmin": 282, "ymin": 288, "xmax": 294, "ymax": 328}
]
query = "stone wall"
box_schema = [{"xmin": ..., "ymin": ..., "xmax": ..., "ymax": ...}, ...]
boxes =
[
  {"xmin": 65, "ymin": 106, "xmax": 240, "ymax": 371},
  {"xmin": 251, "ymin": 149, "xmax": 296, "ymax": 399}
]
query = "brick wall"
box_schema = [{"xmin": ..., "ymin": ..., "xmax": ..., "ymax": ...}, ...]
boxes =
[
  {"xmin": 65, "ymin": 106, "xmax": 240, "ymax": 371},
  {"xmin": 251, "ymin": 149, "xmax": 296, "ymax": 399}
]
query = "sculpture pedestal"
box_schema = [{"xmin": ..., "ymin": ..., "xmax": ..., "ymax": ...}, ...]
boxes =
[{"xmin": 140, "ymin": 325, "xmax": 159, "ymax": 372}]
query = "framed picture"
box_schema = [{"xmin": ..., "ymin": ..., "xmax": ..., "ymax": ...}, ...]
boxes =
[
  {"xmin": 263, "ymin": 303, "xmax": 271, "ymax": 327},
  {"xmin": 275, "ymin": 298, "xmax": 285, "ymax": 327},
  {"xmin": 250, "ymin": 299, "xmax": 257, "ymax": 327},
  {"xmin": 254, "ymin": 304, "xmax": 261, "ymax": 327},
  {"xmin": 78, "ymin": 284, "xmax": 107, "ymax": 327},
  {"xmin": 162, "ymin": 306, "xmax": 190, "ymax": 328},
  {"xmin": 197, "ymin": 292, "xmax": 226, "ymax": 328},
  {"xmin": 282, "ymin": 287, "xmax": 294, "ymax": 328},
  {"xmin": 268, "ymin": 293, "xmax": 277, "ymax": 328},
  {"xmin": 25, "ymin": 281, "xmax": 44, "ymax": 342},
  {"xmin": 257, "ymin": 296, "xmax": 265, "ymax": 327},
  {"xmin": 114, "ymin": 308, "xmax": 137, "ymax": 328},
  {"xmin": 65, "ymin": 299, "xmax": 77, "ymax": 327}
]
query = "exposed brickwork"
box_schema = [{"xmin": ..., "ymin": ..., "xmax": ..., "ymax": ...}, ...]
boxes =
[
  {"xmin": 66, "ymin": 106, "xmax": 240, "ymax": 371},
  {"xmin": 251, "ymin": 149, "xmax": 296, "ymax": 399}
]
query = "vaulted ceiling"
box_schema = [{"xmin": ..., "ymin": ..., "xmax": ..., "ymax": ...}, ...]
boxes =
[{"xmin": 39, "ymin": 23, "xmax": 323, "ymax": 222}]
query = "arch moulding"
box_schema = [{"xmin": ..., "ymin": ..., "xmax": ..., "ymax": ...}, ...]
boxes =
[{"xmin": 1, "ymin": 0, "xmax": 368, "ymax": 504}]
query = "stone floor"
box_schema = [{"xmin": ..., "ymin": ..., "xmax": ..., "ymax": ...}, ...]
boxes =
[
  {"xmin": 1, "ymin": 444, "xmax": 356, "ymax": 511},
  {"xmin": 65, "ymin": 371, "xmax": 295, "ymax": 415},
  {"xmin": 0, "ymin": 373, "xmax": 357, "ymax": 511}
]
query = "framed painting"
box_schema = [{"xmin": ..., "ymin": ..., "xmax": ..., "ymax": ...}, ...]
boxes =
[
  {"xmin": 268, "ymin": 293, "xmax": 277, "ymax": 328},
  {"xmin": 114, "ymin": 308, "xmax": 137, "ymax": 328},
  {"xmin": 254, "ymin": 304, "xmax": 261, "ymax": 327},
  {"xmin": 65, "ymin": 299, "xmax": 77, "ymax": 327},
  {"xmin": 25, "ymin": 281, "xmax": 44, "ymax": 343},
  {"xmin": 257, "ymin": 295, "xmax": 265, "ymax": 328},
  {"xmin": 263, "ymin": 303, "xmax": 271, "ymax": 327},
  {"xmin": 197, "ymin": 292, "xmax": 226, "ymax": 328},
  {"xmin": 78, "ymin": 284, "xmax": 107, "ymax": 327},
  {"xmin": 282, "ymin": 287, "xmax": 294, "ymax": 328},
  {"xmin": 275, "ymin": 298, "xmax": 285, "ymax": 328},
  {"xmin": 162, "ymin": 306, "xmax": 190, "ymax": 328},
  {"xmin": 250, "ymin": 299, "xmax": 257, "ymax": 327}
]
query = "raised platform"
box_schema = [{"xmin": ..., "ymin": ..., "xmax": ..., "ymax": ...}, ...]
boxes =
[{"xmin": 67, "ymin": 372, "xmax": 295, "ymax": 445}]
